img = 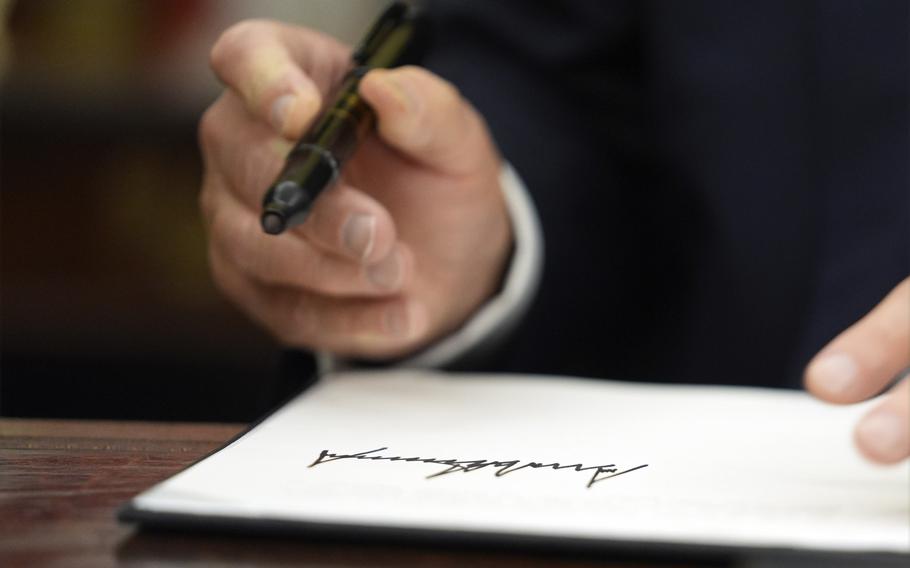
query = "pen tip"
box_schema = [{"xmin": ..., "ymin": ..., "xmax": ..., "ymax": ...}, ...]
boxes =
[{"xmin": 261, "ymin": 212, "xmax": 285, "ymax": 235}]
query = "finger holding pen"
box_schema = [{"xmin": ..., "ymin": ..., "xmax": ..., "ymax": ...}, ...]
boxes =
[
  {"xmin": 358, "ymin": 66, "xmax": 494, "ymax": 178},
  {"xmin": 201, "ymin": 14, "xmax": 512, "ymax": 358},
  {"xmin": 201, "ymin": 21, "xmax": 407, "ymax": 284},
  {"xmin": 199, "ymin": 91, "xmax": 402, "ymax": 270},
  {"xmin": 199, "ymin": 100, "xmax": 426, "ymax": 354},
  {"xmin": 208, "ymin": 19, "xmax": 349, "ymax": 139}
]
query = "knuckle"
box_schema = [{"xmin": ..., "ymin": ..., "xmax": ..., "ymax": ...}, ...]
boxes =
[
  {"xmin": 241, "ymin": 143, "xmax": 280, "ymax": 201},
  {"xmin": 305, "ymin": 33, "xmax": 350, "ymax": 88},
  {"xmin": 211, "ymin": 208, "xmax": 249, "ymax": 271},
  {"xmin": 435, "ymin": 79, "xmax": 463, "ymax": 114},
  {"xmin": 394, "ymin": 64, "xmax": 423, "ymax": 82},
  {"xmin": 209, "ymin": 215, "xmax": 235, "ymax": 266},
  {"xmin": 210, "ymin": 19, "xmax": 272, "ymax": 72},
  {"xmin": 405, "ymin": 66, "xmax": 462, "ymax": 112},
  {"xmin": 198, "ymin": 178, "xmax": 215, "ymax": 225},
  {"xmin": 231, "ymin": 214, "xmax": 266, "ymax": 276},
  {"xmin": 197, "ymin": 100, "xmax": 224, "ymax": 153}
]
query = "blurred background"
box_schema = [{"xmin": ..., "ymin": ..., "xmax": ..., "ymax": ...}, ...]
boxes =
[{"xmin": 0, "ymin": 0, "xmax": 388, "ymax": 421}]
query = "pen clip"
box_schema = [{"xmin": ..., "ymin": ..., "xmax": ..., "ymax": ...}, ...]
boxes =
[{"xmin": 351, "ymin": 1, "xmax": 412, "ymax": 65}]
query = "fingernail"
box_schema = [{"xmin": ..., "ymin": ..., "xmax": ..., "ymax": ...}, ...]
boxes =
[
  {"xmin": 810, "ymin": 352, "xmax": 858, "ymax": 396},
  {"xmin": 342, "ymin": 214, "xmax": 376, "ymax": 260},
  {"xmin": 270, "ymin": 94, "xmax": 296, "ymax": 133},
  {"xmin": 856, "ymin": 410, "xmax": 908, "ymax": 461},
  {"xmin": 366, "ymin": 250, "xmax": 401, "ymax": 290}
]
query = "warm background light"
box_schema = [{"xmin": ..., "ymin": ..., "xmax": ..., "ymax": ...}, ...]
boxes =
[{"xmin": 0, "ymin": 0, "xmax": 387, "ymax": 421}]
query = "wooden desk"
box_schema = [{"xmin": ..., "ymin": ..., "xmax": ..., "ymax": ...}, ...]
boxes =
[{"xmin": 0, "ymin": 418, "xmax": 716, "ymax": 567}]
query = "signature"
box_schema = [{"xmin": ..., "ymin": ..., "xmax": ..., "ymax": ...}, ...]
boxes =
[{"xmin": 309, "ymin": 447, "xmax": 648, "ymax": 489}]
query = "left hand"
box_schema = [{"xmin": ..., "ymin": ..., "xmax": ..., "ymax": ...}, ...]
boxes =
[{"xmin": 805, "ymin": 277, "xmax": 910, "ymax": 464}]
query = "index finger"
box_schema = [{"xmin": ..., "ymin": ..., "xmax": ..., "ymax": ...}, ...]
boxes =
[{"xmin": 209, "ymin": 19, "xmax": 351, "ymax": 138}]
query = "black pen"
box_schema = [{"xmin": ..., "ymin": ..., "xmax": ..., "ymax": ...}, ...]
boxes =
[{"xmin": 260, "ymin": 1, "xmax": 423, "ymax": 235}]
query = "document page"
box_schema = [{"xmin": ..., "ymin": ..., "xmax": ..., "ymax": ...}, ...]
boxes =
[{"xmin": 128, "ymin": 370, "xmax": 909, "ymax": 553}]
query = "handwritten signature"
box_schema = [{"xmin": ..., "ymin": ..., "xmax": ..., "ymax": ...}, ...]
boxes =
[{"xmin": 309, "ymin": 447, "xmax": 648, "ymax": 489}]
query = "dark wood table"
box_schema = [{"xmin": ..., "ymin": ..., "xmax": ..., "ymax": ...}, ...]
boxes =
[
  {"xmin": 4, "ymin": 418, "xmax": 901, "ymax": 568},
  {"xmin": 0, "ymin": 418, "xmax": 740, "ymax": 567}
]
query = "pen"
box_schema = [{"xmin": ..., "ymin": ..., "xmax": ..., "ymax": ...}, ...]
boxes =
[{"xmin": 260, "ymin": 1, "xmax": 423, "ymax": 235}]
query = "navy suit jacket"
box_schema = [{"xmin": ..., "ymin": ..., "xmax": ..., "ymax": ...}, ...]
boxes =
[
  {"xmin": 283, "ymin": 1, "xmax": 908, "ymax": 392},
  {"xmin": 416, "ymin": 0, "xmax": 908, "ymax": 388}
]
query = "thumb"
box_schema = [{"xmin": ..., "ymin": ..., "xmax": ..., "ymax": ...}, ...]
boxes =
[{"xmin": 359, "ymin": 66, "xmax": 496, "ymax": 176}]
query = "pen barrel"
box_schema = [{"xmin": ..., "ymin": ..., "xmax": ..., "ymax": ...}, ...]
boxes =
[
  {"xmin": 298, "ymin": 69, "xmax": 375, "ymax": 166},
  {"xmin": 261, "ymin": 70, "xmax": 374, "ymax": 230},
  {"xmin": 261, "ymin": 0, "xmax": 425, "ymax": 235}
]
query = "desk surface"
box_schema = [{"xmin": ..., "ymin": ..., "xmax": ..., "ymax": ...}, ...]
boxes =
[{"xmin": 0, "ymin": 418, "xmax": 713, "ymax": 568}]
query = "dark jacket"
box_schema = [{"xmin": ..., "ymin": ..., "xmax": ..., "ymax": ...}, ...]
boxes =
[{"xmin": 418, "ymin": 0, "xmax": 909, "ymax": 387}]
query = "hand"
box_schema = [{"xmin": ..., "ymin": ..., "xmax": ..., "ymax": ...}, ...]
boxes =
[
  {"xmin": 199, "ymin": 20, "xmax": 511, "ymax": 359},
  {"xmin": 805, "ymin": 277, "xmax": 910, "ymax": 464}
]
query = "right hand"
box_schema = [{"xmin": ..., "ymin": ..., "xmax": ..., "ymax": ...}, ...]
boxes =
[{"xmin": 199, "ymin": 20, "xmax": 512, "ymax": 359}]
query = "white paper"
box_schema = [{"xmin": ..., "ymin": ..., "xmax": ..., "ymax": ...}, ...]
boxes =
[{"xmin": 131, "ymin": 370, "xmax": 910, "ymax": 553}]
